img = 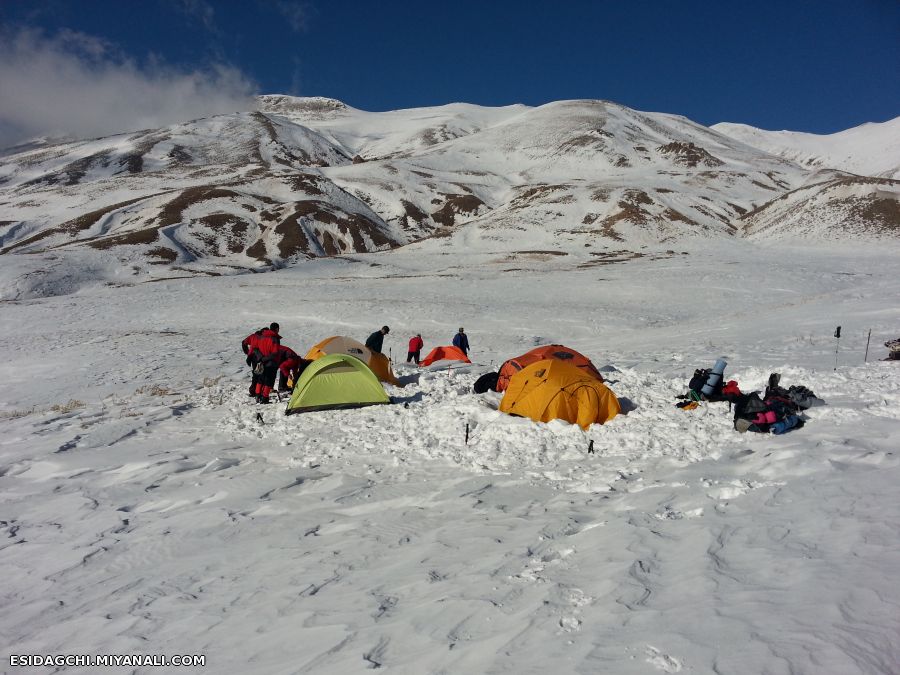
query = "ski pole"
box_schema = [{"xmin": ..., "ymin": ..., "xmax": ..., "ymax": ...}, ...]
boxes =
[{"xmin": 864, "ymin": 329, "xmax": 871, "ymax": 363}]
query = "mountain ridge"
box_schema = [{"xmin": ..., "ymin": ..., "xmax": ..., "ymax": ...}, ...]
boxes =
[
  {"xmin": 712, "ymin": 116, "xmax": 900, "ymax": 180},
  {"xmin": 1, "ymin": 96, "xmax": 897, "ymax": 298}
]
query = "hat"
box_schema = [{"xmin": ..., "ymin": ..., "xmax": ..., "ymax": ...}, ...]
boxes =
[
  {"xmin": 382, "ymin": 325, "xmax": 390, "ymax": 333},
  {"xmin": 458, "ymin": 327, "xmax": 464, "ymax": 332},
  {"xmin": 270, "ymin": 322, "xmax": 280, "ymax": 332}
]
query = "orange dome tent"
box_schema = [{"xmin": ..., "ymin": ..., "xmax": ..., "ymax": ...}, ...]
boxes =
[
  {"xmin": 420, "ymin": 345, "xmax": 471, "ymax": 367},
  {"xmin": 305, "ymin": 335, "xmax": 401, "ymax": 386},
  {"xmin": 499, "ymin": 359, "xmax": 619, "ymax": 430},
  {"xmin": 497, "ymin": 344, "xmax": 603, "ymax": 392}
]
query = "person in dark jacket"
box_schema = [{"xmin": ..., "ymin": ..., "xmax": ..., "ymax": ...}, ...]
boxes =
[
  {"xmin": 452, "ymin": 327, "xmax": 469, "ymax": 356},
  {"xmin": 407, "ymin": 334, "xmax": 424, "ymax": 364},
  {"xmin": 365, "ymin": 326, "xmax": 390, "ymax": 354},
  {"xmin": 250, "ymin": 324, "xmax": 281, "ymax": 403},
  {"xmin": 242, "ymin": 323, "xmax": 279, "ymax": 396}
]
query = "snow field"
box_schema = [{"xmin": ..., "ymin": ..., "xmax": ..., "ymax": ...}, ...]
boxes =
[{"xmin": 1, "ymin": 240, "xmax": 899, "ymax": 673}]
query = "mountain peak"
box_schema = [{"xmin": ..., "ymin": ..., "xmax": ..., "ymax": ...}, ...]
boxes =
[{"xmin": 257, "ymin": 95, "xmax": 351, "ymax": 117}]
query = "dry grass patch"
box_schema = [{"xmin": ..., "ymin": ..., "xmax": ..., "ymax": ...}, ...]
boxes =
[
  {"xmin": 0, "ymin": 406, "xmax": 40, "ymax": 420},
  {"xmin": 136, "ymin": 384, "xmax": 175, "ymax": 396},
  {"xmin": 51, "ymin": 399, "xmax": 85, "ymax": 413}
]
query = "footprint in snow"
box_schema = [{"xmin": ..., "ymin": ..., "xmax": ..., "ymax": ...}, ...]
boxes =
[{"xmin": 645, "ymin": 645, "xmax": 682, "ymax": 672}]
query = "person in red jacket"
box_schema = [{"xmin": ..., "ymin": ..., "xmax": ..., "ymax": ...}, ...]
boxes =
[
  {"xmin": 247, "ymin": 323, "xmax": 281, "ymax": 403},
  {"xmin": 407, "ymin": 333, "xmax": 424, "ymax": 364},
  {"xmin": 241, "ymin": 325, "xmax": 269, "ymax": 396},
  {"xmin": 276, "ymin": 345, "xmax": 311, "ymax": 392}
]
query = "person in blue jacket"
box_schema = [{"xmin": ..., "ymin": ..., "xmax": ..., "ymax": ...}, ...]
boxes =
[{"xmin": 452, "ymin": 327, "xmax": 469, "ymax": 356}]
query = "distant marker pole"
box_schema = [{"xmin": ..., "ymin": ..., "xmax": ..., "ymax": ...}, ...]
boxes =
[
  {"xmin": 833, "ymin": 326, "xmax": 841, "ymax": 371},
  {"xmin": 465, "ymin": 423, "xmax": 469, "ymax": 445},
  {"xmin": 864, "ymin": 329, "xmax": 872, "ymax": 363}
]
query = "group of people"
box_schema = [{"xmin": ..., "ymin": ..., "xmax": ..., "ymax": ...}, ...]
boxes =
[
  {"xmin": 241, "ymin": 323, "xmax": 310, "ymax": 404},
  {"xmin": 242, "ymin": 324, "xmax": 471, "ymax": 402},
  {"xmin": 364, "ymin": 326, "xmax": 469, "ymax": 365}
]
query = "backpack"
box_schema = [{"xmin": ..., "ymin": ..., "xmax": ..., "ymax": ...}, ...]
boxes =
[
  {"xmin": 720, "ymin": 380, "xmax": 742, "ymax": 401},
  {"xmin": 473, "ymin": 371, "xmax": 499, "ymax": 394},
  {"xmin": 787, "ymin": 385, "xmax": 821, "ymax": 410},
  {"xmin": 733, "ymin": 392, "xmax": 770, "ymax": 432},
  {"xmin": 688, "ymin": 368, "xmax": 718, "ymax": 395},
  {"xmin": 689, "ymin": 367, "xmax": 729, "ymax": 401}
]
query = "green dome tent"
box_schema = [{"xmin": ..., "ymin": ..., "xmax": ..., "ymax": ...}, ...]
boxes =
[{"xmin": 285, "ymin": 353, "xmax": 390, "ymax": 415}]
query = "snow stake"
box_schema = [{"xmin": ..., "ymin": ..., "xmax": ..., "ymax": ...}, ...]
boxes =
[
  {"xmin": 834, "ymin": 325, "xmax": 841, "ymax": 371},
  {"xmin": 864, "ymin": 328, "xmax": 872, "ymax": 363},
  {"xmin": 588, "ymin": 440, "xmax": 594, "ymax": 454},
  {"xmin": 465, "ymin": 423, "xmax": 469, "ymax": 445}
]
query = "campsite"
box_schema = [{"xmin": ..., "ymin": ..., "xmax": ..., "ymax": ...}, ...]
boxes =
[
  {"xmin": 1, "ymin": 2, "xmax": 899, "ymax": 670},
  {"xmin": 2, "ymin": 236, "xmax": 898, "ymax": 674}
]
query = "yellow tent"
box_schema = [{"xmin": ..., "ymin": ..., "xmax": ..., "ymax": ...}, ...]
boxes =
[
  {"xmin": 499, "ymin": 359, "xmax": 619, "ymax": 429},
  {"xmin": 305, "ymin": 335, "xmax": 401, "ymax": 386}
]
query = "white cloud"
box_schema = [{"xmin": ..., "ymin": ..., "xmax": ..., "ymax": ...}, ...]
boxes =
[{"xmin": 0, "ymin": 28, "xmax": 258, "ymax": 149}]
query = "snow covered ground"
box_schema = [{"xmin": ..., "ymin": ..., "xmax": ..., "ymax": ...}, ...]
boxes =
[{"xmin": 2, "ymin": 238, "xmax": 899, "ymax": 674}]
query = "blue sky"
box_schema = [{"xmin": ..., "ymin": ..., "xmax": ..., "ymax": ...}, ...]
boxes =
[{"xmin": 1, "ymin": 0, "xmax": 898, "ymax": 145}]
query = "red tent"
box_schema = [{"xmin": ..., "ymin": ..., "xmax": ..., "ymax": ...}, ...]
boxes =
[
  {"xmin": 497, "ymin": 345, "xmax": 603, "ymax": 391},
  {"xmin": 420, "ymin": 345, "xmax": 471, "ymax": 367}
]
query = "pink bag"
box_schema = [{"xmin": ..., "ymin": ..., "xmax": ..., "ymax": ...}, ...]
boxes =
[{"xmin": 752, "ymin": 411, "xmax": 777, "ymax": 424}]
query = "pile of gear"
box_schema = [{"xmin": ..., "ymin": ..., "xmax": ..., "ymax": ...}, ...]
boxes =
[
  {"xmin": 732, "ymin": 373, "xmax": 823, "ymax": 434},
  {"xmin": 677, "ymin": 359, "xmax": 824, "ymax": 435},
  {"xmin": 885, "ymin": 338, "xmax": 900, "ymax": 361}
]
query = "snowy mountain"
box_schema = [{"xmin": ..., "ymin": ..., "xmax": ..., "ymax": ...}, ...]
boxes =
[
  {"xmin": 712, "ymin": 116, "xmax": 900, "ymax": 180},
  {"xmin": 742, "ymin": 174, "xmax": 900, "ymax": 240},
  {"xmin": 1, "ymin": 96, "xmax": 898, "ymax": 296}
]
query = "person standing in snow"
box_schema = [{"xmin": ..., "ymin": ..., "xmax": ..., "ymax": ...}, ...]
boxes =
[
  {"xmin": 452, "ymin": 327, "xmax": 469, "ymax": 356},
  {"xmin": 249, "ymin": 323, "xmax": 281, "ymax": 404},
  {"xmin": 242, "ymin": 322, "xmax": 279, "ymax": 397},
  {"xmin": 407, "ymin": 333, "xmax": 424, "ymax": 364},
  {"xmin": 365, "ymin": 325, "xmax": 390, "ymax": 354}
]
